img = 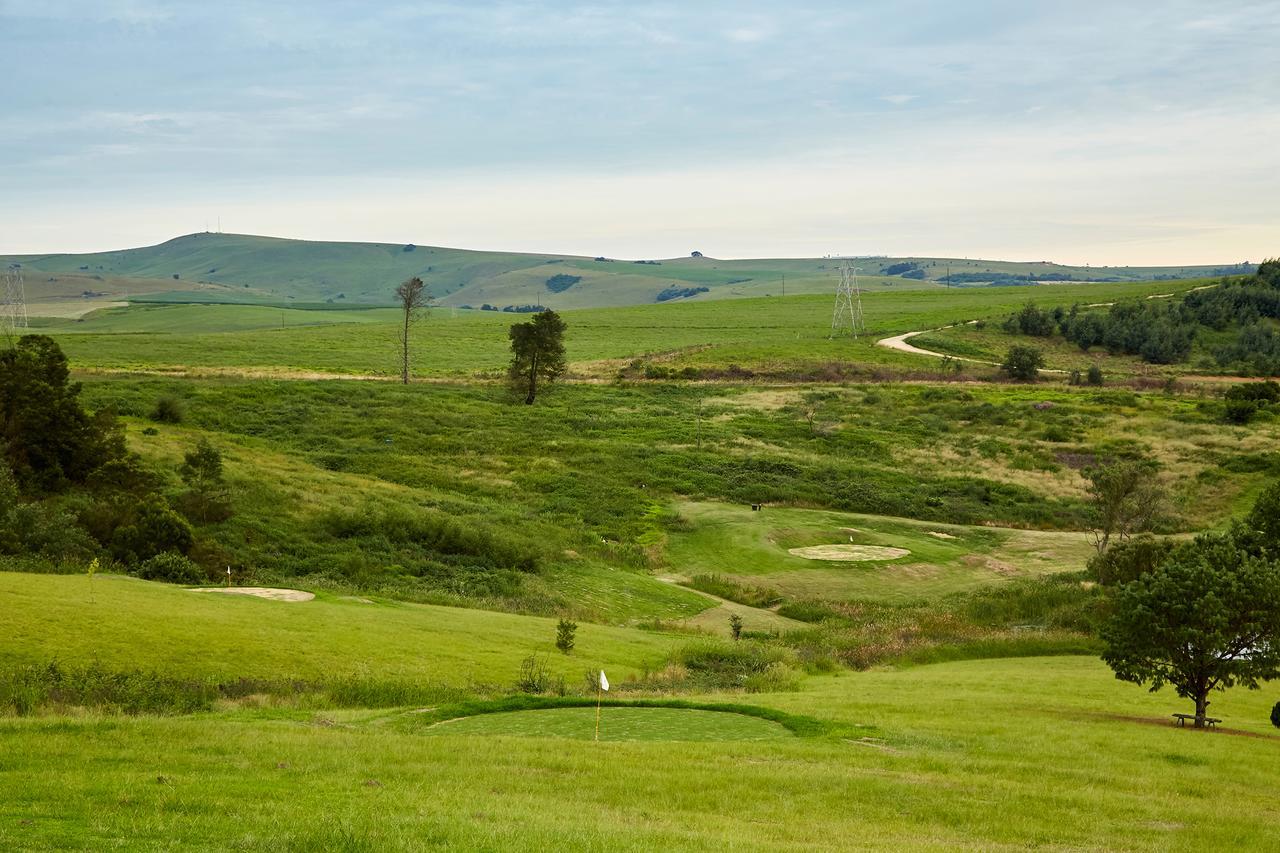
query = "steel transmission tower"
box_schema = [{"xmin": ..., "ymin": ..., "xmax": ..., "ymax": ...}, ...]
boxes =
[
  {"xmin": 2, "ymin": 263, "xmax": 27, "ymax": 337},
  {"xmin": 829, "ymin": 259, "xmax": 864, "ymax": 338}
]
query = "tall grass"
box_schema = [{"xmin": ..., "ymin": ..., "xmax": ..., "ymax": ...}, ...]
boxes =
[{"xmin": 0, "ymin": 662, "xmax": 470, "ymax": 716}]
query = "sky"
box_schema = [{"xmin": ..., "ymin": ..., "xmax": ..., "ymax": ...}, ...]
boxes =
[{"xmin": 2, "ymin": 1, "xmax": 1278, "ymax": 264}]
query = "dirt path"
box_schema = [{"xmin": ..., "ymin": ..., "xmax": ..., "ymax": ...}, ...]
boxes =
[{"xmin": 875, "ymin": 321, "xmax": 1004, "ymax": 367}]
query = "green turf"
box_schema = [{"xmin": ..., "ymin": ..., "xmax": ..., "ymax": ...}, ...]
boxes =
[
  {"xmin": 427, "ymin": 706, "xmax": 791, "ymax": 741},
  {"xmin": 2, "ymin": 656, "xmax": 1278, "ymax": 850},
  {"xmin": 0, "ymin": 573, "xmax": 680, "ymax": 685}
]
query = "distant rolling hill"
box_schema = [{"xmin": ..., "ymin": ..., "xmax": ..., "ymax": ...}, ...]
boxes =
[{"xmin": 2, "ymin": 232, "xmax": 1252, "ymax": 314}]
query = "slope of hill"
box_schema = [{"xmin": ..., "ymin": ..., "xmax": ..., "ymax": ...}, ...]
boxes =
[{"xmin": 2, "ymin": 232, "xmax": 1248, "ymax": 312}]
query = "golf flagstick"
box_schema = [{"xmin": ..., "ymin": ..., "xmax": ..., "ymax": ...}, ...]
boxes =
[{"xmin": 595, "ymin": 669, "xmax": 609, "ymax": 741}]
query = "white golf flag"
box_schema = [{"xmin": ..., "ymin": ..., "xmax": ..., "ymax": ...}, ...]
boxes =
[{"xmin": 599, "ymin": 670, "xmax": 609, "ymax": 692}]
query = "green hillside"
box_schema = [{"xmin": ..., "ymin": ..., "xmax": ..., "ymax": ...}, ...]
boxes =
[{"xmin": 3, "ymin": 232, "xmax": 1247, "ymax": 313}]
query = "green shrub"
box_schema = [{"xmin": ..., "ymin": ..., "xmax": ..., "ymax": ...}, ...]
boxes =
[
  {"xmin": 1224, "ymin": 398, "xmax": 1259, "ymax": 424},
  {"xmin": 1087, "ymin": 535, "xmax": 1175, "ymax": 585},
  {"xmin": 673, "ymin": 639, "xmax": 794, "ymax": 689},
  {"xmin": 1, "ymin": 335, "xmax": 126, "ymax": 493},
  {"xmin": 1087, "ymin": 365, "xmax": 1104, "ymax": 385},
  {"xmin": 135, "ymin": 552, "xmax": 204, "ymax": 585},
  {"xmin": 176, "ymin": 439, "xmax": 232, "ymax": 523},
  {"xmin": 742, "ymin": 662, "xmax": 802, "ymax": 693},
  {"xmin": 0, "ymin": 467, "xmax": 98, "ymax": 562},
  {"xmin": 1272, "ymin": 701, "xmax": 1280, "ymax": 729},
  {"xmin": 1002, "ymin": 345, "xmax": 1044, "ymax": 381},
  {"xmin": 1225, "ymin": 381, "xmax": 1280, "ymax": 404},
  {"xmin": 150, "ymin": 395, "xmax": 185, "ymax": 423},
  {"xmin": 109, "ymin": 496, "xmax": 194, "ymax": 564},
  {"xmin": 555, "ymin": 618, "xmax": 577, "ymax": 654},
  {"xmin": 514, "ymin": 654, "xmax": 564, "ymax": 695}
]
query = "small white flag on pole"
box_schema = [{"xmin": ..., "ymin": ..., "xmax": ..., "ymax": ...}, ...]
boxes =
[{"xmin": 599, "ymin": 670, "xmax": 609, "ymax": 692}]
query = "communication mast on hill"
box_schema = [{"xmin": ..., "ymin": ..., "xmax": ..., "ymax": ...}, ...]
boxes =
[
  {"xmin": 829, "ymin": 259, "xmax": 864, "ymax": 338},
  {"xmin": 2, "ymin": 263, "xmax": 27, "ymax": 338}
]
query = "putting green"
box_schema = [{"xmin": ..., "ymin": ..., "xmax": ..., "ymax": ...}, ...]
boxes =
[{"xmin": 426, "ymin": 707, "xmax": 793, "ymax": 742}]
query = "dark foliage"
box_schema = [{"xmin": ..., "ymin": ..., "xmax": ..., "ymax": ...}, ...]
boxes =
[
  {"xmin": 149, "ymin": 395, "xmax": 185, "ymax": 423},
  {"xmin": 0, "ymin": 335, "xmax": 125, "ymax": 492},
  {"xmin": 1087, "ymin": 535, "xmax": 1176, "ymax": 585},
  {"xmin": 655, "ymin": 285, "xmax": 710, "ymax": 302},
  {"xmin": 1001, "ymin": 345, "xmax": 1044, "ymax": 380},
  {"xmin": 508, "ymin": 309, "xmax": 567, "ymax": 404},
  {"xmin": 109, "ymin": 495, "xmax": 195, "ymax": 564},
  {"xmin": 545, "ymin": 274, "xmax": 581, "ymax": 293}
]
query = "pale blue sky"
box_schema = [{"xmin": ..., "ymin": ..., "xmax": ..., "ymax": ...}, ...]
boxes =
[{"xmin": 2, "ymin": 1, "xmax": 1278, "ymax": 263}]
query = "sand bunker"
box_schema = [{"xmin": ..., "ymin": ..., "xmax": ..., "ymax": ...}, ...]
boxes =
[
  {"xmin": 927, "ymin": 531, "xmax": 958, "ymax": 540},
  {"xmin": 190, "ymin": 587, "xmax": 315, "ymax": 602},
  {"xmin": 788, "ymin": 545, "xmax": 910, "ymax": 562}
]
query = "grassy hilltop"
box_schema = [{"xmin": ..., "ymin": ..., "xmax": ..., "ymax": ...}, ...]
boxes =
[{"xmin": 3, "ymin": 231, "xmax": 1246, "ymax": 313}]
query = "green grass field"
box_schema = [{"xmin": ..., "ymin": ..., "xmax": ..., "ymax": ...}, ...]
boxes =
[
  {"xmin": 35, "ymin": 276, "xmax": 1223, "ymax": 380},
  {"xmin": 3, "ymin": 654, "xmax": 1278, "ymax": 850},
  {"xmin": 5, "ymin": 254, "xmax": 1280, "ymax": 850},
  {"xmin": 0, "ymin": 573, "xmax": 678, "ymax": 685}
]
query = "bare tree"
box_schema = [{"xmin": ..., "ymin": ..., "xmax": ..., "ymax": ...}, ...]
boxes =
[{"xmin": 395, "ymin": 277, "xmax": 427, "ymax": 384}]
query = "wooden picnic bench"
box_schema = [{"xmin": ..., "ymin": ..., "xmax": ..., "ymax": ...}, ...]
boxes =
[{"xmin": 1171, "ymin": 713, "xmax": 1221, "ymax": 728}]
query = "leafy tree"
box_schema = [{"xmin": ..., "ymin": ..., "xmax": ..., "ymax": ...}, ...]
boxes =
[
  {"xmin": 1084, "ymin": 458, "xmax": 1163, "ymax": 553},
  {"xmin": 1001, "ymin": 345, "xmax": 1044, "ymax": 381},
  {"xmin": 1102, "ymin": 535, "xmax": 1280, "ymax": 727},
  {"xmin": 395, "ymin": 276, "xmax": 428, "ymax": 384},
  {"xmin": 729, "ymin": 613, "xmax": 744, "ymax": 641},
  {"xmin": 0, "ymin": 335, "xmax": 124, "ymax": 492},
  {"xmin": 109, "ymin": 496, "xmax": 194, "ymax": 565},
  {"xmin": 1240, "ymin": 480, "xmax": 1280, "ymax": 557},
  {"xmin": 1086, "ymin": 364, "xmax": 1104, "ymax": 386},
  {"xmin": 555, "ymin": 618, "xmax": 577, "ymax": 654},
  {"xmin": 177, "ymin": 439, "xmax": 232, "ymax": 523},
  {"xmin": 1086, "ymin": 534, "xmax": 1175, "ymax": 585},
  {"xmin": 508, "ymin": 309, "xmax": 567, "ymax": 404},
  {"xmin": 1272, "ymin": 700, "xmax": 1280, "ymax": 729},
  {"xmin": 1002, "ymin": 302, "xmax": 1056, "ymax": 337}
]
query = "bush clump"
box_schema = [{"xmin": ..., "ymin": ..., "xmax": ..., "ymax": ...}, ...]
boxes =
[
  {"xmin": 150, "ymin": 395, "xmax": 185, "ymax": 424},
  {"xmin": 673, "ymin": 639, "xmax": 799, "ymax": 691},
  {"xmin": 1002, "ymin": 345, "xmax": 1044, "ymax": 381},
  {"xmin": 109, "ymin": 496, "xmax": 195, "ymax": 564},
  {"xmin": 135, "ymin": 552, "xmax": 205, "ymax": 585}
]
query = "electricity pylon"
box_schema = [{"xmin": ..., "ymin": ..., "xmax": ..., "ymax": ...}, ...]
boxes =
[{"xmin": 829, "ymin": 260, "xmax": 864, "ymax": 338}]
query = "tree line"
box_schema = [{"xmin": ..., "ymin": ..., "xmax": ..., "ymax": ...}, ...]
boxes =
[{"xmin": 1001, "ymin": 259, "xmax": 1280, "ymax": 372}]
